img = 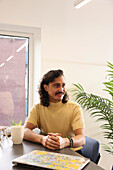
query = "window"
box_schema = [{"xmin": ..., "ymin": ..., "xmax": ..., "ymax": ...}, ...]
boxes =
[
  {"xmin": 0, "ymin": 35, "xmax": 29, "ymax": 125},
  {"xmin": 0, "ymin": 24, "xmax": 41, "ymax": 126}
]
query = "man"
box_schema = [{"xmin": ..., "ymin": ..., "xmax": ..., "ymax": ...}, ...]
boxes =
[{"xmin": 24, "ymin": 69, "xmax": 85, "ymax": 150}]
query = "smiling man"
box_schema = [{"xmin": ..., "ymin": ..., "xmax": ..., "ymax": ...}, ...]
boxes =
[{"xmin": 24, "ymin": 69, "xmax": 85, "ymax": 150}]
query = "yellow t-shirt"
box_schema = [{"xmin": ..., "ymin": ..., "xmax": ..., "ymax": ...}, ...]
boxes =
[{"xmin": 26, "ymin": 100, "xmax": 84, "ymax": 138}]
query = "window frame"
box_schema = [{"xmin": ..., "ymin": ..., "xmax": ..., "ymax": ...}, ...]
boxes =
[{"xmin": 0, "ymin": 23, "xmax": 41, "ymax": 115}]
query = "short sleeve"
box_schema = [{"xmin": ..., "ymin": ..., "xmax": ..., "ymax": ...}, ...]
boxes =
[
  {"xmin": 71, "ymin": 104, "xmax": 84, "ymax": 131},
  {"xmin": 26, "ymin": 104, "xmax": 40, "ymax": 128}
]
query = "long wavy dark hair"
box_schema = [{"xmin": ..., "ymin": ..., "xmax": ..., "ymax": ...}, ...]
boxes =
[{"xmin": 38, "ymin": 69, "xmax": 69, "ymax": 106}]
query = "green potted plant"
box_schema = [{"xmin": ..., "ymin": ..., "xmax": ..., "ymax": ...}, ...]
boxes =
[
  {"xmin": 11, "ymin": 120, "xmax": 22, "ymax": 126},
  {"xmin": 72, "ymin": 62, "xmax": 113, "ymax": 155}
]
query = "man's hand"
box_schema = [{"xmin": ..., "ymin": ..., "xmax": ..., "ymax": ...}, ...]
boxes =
[
  {"xmin": 48, "ymin": 133, "xmax": 70, "ymax": 149},
  {"xmin": 58, "ymin": 136, "xmax": 70, "ymax": 149},
  {"xmin": 42, "ymin": 133, "xmax": 70, "ymax": 150},
  {"xmin": 42, "ymin": 134, "xmax": 60, "ymax": 150}
]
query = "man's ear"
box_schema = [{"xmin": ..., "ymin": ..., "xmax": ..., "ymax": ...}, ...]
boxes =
[{"xmin": 43, "ymin": 84, "xmax": 48, "ymax": 92}]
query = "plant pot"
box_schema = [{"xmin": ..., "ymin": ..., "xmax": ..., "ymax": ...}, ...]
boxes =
[{"xmin": 11, "ymin": 125, "xmax": 24, "ymax": 144}]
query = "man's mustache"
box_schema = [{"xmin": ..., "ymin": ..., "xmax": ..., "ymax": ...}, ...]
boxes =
[{"xmin": 55, "ymin": 92, "xmax": 65, "ymax": 95}]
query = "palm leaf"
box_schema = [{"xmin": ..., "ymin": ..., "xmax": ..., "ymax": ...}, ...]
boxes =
[{"xmin": 72, "ymin": 62, "xmax": 113, "ymax": 155}]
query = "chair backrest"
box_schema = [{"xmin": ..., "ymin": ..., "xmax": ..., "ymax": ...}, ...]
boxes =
[{"xmin": 81, "ymin": 136, "xmax": 100, "ymax": 164}]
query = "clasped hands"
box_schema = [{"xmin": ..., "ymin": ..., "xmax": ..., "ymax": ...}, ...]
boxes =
[{"xmin": 42, "ymin": 133, "xmax": 69, "ymax": 150}]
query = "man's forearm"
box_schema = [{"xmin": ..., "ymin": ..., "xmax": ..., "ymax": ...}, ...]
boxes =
[
  {"xmin": 72, "ymin": 135, "xmax": 85, "ymax": 148},
  {"xmin": 24, "ymin": 128, "xmax": 44, "ymax": 144}
]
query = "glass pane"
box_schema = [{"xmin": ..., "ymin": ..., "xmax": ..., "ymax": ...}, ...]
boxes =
[{"xmin": 0, "ymin": 35, "xmax": 29, "ymax": 126}]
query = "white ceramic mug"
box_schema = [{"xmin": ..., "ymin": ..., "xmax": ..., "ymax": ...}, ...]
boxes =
[{"xmin": 11, "ymin": 126, "xmax": 24, "ymax": 144}]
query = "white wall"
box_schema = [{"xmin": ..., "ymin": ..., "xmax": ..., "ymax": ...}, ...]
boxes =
[{"xmin": 0, "ymin": 0, "xmax": 113, "ymax": 169}]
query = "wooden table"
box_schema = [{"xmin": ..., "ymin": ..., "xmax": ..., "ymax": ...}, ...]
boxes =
[{"xmin": 0, "ymin": 138, "xmax": 104, "ymax": 170}]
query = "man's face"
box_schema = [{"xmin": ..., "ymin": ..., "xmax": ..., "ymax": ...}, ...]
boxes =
[{"xmin": 44, "ymin": 75, "xmax": 66, "ymax": 103}]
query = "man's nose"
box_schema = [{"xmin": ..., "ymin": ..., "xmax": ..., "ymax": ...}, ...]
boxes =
[{"xmin": 59, "ymin": 86, "xmax": 64, "ymax": 92}]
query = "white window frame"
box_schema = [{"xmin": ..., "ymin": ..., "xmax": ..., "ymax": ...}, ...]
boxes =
[{"xmin": 0, "ymin": 23, "xmax": 41, "ymax": 113}]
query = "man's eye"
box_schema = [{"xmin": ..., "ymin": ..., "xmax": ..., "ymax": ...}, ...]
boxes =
[
  {"xmin": 54, "ymin": 83, "xmax": 65, "ymax": 88},
  {"xmin": 62, "ymin": 84, "xmax": 65, "ymax": 87},
  {"xmin": 55, "ymin": 84, "xmax": 59, "ymax": 87}
]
